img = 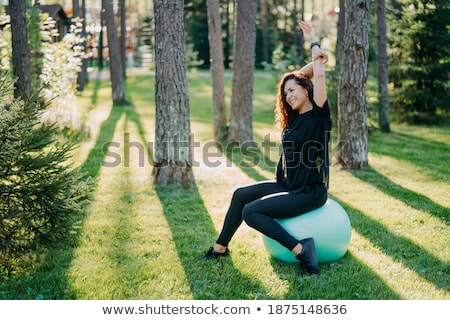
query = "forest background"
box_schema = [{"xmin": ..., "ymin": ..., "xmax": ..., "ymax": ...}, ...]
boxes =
[{"xmin": 15, "ymin": 0, "xmax": 449, "ymax": 121}]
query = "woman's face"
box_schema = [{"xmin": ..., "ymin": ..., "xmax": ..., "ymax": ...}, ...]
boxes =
[{"xmin": 283, "ymin": 79, "xmax": 308, "ymax": 112}]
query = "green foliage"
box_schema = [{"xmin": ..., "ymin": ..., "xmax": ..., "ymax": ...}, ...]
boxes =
[
  {"xmin": 184, "ymin": 0, "xmax": 209, "ymax": 68},
  {"xmin": 185, "ymin": 43, "xmax": 205, "ymax": 69},
  {"xmin": 261, "ymin": 43, "xmax": 301, "ymax": 79},
  {"xmin": 0, "ymin": 71, "xmax": 93, "ymax": 267},
  {"xmin": 388, "ymin": 0, "xmax": 450, "ymax": 120},
  {"xmin": 28, "ymin": 4, "xmax": 43, "ymax": 92}
]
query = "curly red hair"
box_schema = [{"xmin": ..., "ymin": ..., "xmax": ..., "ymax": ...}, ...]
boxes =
[{"xmin": 274, "ymin": 71, "xmax": 314, "ymax": 131}]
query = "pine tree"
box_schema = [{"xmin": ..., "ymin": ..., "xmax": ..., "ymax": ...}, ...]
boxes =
[
  {"xmin": 0, "ymin": 71, "xmax": 92, "ymax": 265},
  {"xmin": 388, "ymin": 0, "xmax": 450, "ymax": 119}
]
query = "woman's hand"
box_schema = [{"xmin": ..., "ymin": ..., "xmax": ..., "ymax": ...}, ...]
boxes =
[
  {"xmin": 298, "ymin": 21, "xmax": 317, "ymax": 42},
  {"xmin": 314, "ymin": 49, "xmax": 328, "ymax": 64},
  {"xmin": 298, "ymin": 21, "xmax": 327, "ymax": 64},
  {"xmin": 299, "ymin": 21, "xmax": 327, "ymax": 107}
]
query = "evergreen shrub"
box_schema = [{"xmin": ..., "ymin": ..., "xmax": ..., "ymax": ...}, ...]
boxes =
[{"xmin": 0, "ymin": 71, "xmax": 92, "ymax": 266}]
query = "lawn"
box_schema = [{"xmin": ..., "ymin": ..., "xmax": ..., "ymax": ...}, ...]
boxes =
[{"xmin": 0, "ymin": 71, "xmax": 448, "ymax": 300}]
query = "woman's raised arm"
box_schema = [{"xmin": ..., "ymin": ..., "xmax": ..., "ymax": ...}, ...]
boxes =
[{"xmin": 298, "ymin": 21, "xmax": 328, "ymax": 108}]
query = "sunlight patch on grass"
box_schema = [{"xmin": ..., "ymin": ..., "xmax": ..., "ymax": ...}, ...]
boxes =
[
  {"xmin": 87, "ymin": 105, "xmax": 113, "ymax": 134},
  {"xmin": 349, "ymin": 231, "xmax": 449, "ymax": 299},
  {"xmin": 368, "ymin": 153, "xmax": 450, "ymax": 210},
  {"xmin": 192, "ymin": 147, "xmax": 255, "ymax": 234},
  {"xmin": 230, "ymin": 239, "xmax": 293, "ymax": 299},
  {"xmin": 330, "ymin": 167, "xmax": 449, "ymax": 261},
  {"xmin": 68, "ymin": 114, "xmax": 192, "ymax": 299},
  {"xmin": 190, "ymin": 122, "xmax": 216, "ymax": 145},
  {"xmin": 369, "ymin": 127, "xmax": 449, "ymax": 183},
  {"xmin": 69, "ymin": 103, "xmax": 113, "ymax": 166},
  {"xmin": 393, "ymin": 124, "xmax": 450, "ymax": 145},
  {"xmin": 253, "ymin": 126, "xmax": 279, "ymax": 138}
]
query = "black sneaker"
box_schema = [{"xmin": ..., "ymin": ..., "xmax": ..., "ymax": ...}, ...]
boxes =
[
  {"xmin": 202, "ymin": 246, "xmax": 230, "ymax": 260},
  {"xmin": 296, "ymin": 238, "xmax": 320, "ymax": 275}
]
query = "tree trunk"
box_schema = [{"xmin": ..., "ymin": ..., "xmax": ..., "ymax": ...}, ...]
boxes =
[
  {"xmin": 73, "ymin": 0, "xmax": 79, "ymax": 17},
  {"xmin": 337, "ymin": 0, "xmax": 370, "ymax": 169},
  {"xmin": 377, "ymin": 0, "xmax": 390, "ymax": 133},
  {"xmin": 335, "ymin": 0, "xmax": 345, "ymax": 66},
  {"xmin": 227, "ymin": 0, "xmax": 258, "ymax": 145},
  {"xmin": 224, "ymin": 0, "xmax": 231, "ymax": 69},
  {"xmin": 207, "ymin": 0, "xmax": 227, "ymax": 142},
  {"xmin": 10, "ymin": 0, "xmax": 31, "ymax": 100},
  {"xmin": 260, "ymin": 0, "xmax": 269, "ymax": 63},
  {"xmin": 153, "ymin": 0, "xmax": 193, "ymax": 186},
  {"xmin": 102, "ymin": 0, "xmax": 126, "ymax": 104},
  {"xmin": 74, "ymin": 0, "xmax": 88, "ymax": 93},
  {"xmin": 119, "ymin": 0, "xmax": 127, "ymax": 78}
]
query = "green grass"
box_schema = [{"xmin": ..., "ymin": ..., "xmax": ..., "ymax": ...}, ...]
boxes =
[{"xmin": 0, "ymin": 72, "xmax": 448, "ymax": 300}]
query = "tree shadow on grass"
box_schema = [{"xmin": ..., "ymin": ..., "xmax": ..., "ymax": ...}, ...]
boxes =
[
  {"xmin": 266, "ymin": 191, "xmax": 448, "ymax": 299},
  {"xmin": 350, "ymin": 166, "xmax": 449, "ymax": 224},
  {"xmin": 7, "ymin": 97, "xmax": 151, "ymax": 299},
  {"xmin": 79, "ymin": 94, "xmax": 149, "ymax": 178},
  {"xmin": 79, "ymin": 105, "xmax": 125, "ymax": 177},
  {"xmin": 154, "ymin": 182, "xmax": 270, "ymax": 299},
  {"xmin": 69, "ymin": 103, "xmax": 147, "ymax": 299},
  {"xmin": 269, "ymin": 252, "xmax": 402, "ymax": 300},
  {"xmin": 88, "ymin": 72, "xmax": 106, "ymax": 106},
  {"xmin": 217, "ymin": 141, "xmax": 278, "ymax": 182},
  {"xmin": 333, "ymin": 196, "xmax": 449, "ymax": 293},
  {"xmin": 369, "ymin": 129, "xmax": 450, "ymax": 181}
]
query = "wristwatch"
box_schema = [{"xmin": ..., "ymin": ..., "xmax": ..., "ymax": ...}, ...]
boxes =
[{"xmin": 310, "ymin": 41, "xmax": 320, "ymax": 49}]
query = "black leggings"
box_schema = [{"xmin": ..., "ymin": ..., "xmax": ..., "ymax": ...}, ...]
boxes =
[{"xmin": 216, "ymin": 181, "xmax": 327, "ymax": 251}]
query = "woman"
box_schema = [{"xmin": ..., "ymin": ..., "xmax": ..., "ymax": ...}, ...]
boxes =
[{"xmin": 203, "ymin": 21, "xmax": 331, "ymax": 276}]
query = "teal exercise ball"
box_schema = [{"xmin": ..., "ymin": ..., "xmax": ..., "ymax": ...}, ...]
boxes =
[{"xmin": 263, "ymin": 198, "xmax": 351, "ymax": 264}]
